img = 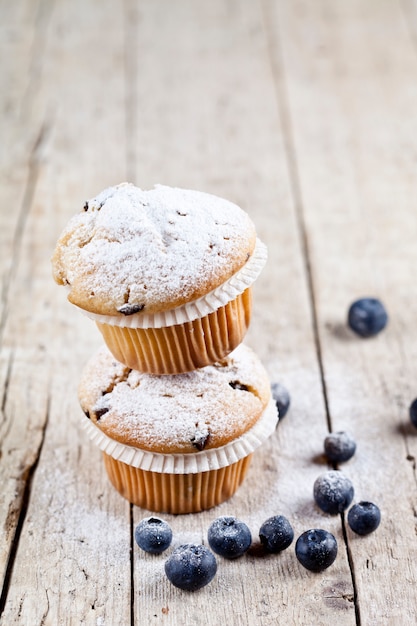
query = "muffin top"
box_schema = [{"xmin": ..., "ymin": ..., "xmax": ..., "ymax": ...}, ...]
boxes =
[
  {"xmin": 78, "ymin": 344, "xmax": 272, "ymax": 454},
  {"xmin": 52, "ymin": 183, "xmax": 257, "ymax": 316}
]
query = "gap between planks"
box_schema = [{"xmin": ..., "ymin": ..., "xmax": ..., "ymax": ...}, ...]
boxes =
[
  {"xmin": 259, "ymin": 0, "xmax": 361, "ymax": 624},
  {"xmin": 259, "ymin": 0, "xmax": 333, "ymax": 433},
  {"xmin": 0, "ymin": 391, "xmax": 50, "ymax": 619}
]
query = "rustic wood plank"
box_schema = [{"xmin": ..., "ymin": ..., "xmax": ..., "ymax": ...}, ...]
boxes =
[
  {"xmin": 0, "ymin": 0, "xmax": 131, "ymax": 623},
  {"xmin": 2, "ymin": 0, "xmax": 417, "ymax": 623},
  {"xmin": 128, "ymin": 1, "xmax": 355, "ymax": 623},
  {"xmin": 0, "ymin": 0, "xmax": 56, "ymax": 601},
  {"xmin": 266, "ymin": 0, "xmax": 417, "ymax": 622},
  {"xmin": 0, "ymin": 0, "xmax": 52, "ymax": 344}
]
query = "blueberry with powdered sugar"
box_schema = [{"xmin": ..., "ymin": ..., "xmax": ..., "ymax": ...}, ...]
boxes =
[
  {"xmin": 208, "ymin": 516, "xmax": 252, "ymax": 559},
  {"xmin": 164, "ymin": 544, "xmax": 217, "ymax": 591},
  {"xmin": 270, "ymin": 382, "xmax": 291, "ymax": 421},
  {"xmin": 324, "ymin": 431, "xmax": 356, "ymax": 464},
  {"xmin": 313, "ymin": 470, "xmax": 354, "ymax": 515},
  {"xmin": 134, "ymin": 517, "xmax": 173, "ymax": 554}
]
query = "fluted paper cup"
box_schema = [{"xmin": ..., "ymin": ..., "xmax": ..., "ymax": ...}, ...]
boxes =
[{"xmin": 81, "ymin": 397, "xmax": 278, "ymax": 514}]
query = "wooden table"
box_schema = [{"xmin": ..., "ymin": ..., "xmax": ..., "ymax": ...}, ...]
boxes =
[{"xmin": 1, "ymin": 0, "xmax": 417, "ymax": 624}]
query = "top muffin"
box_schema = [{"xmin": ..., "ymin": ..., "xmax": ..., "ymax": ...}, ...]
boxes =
[{"xmin": 52, "ymin": 183, "xmax": 257, "ymax": 317}]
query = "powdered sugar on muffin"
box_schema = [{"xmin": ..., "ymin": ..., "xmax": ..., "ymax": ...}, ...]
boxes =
[
  {"xmin": 52, "ymin": 183, "xmax": 257, "ymax": 316},
  {"xmin": 78, "ymin": 343, "xmax": 271, "ymax": 454}
]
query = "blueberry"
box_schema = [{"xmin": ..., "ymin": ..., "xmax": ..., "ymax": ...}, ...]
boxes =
[
  {"xmin": 347, "ymin": 297, "xmax": 388, "ymax": 338},
  {"xmin": 313, "ymin": 470, "xmax": 354, "ymax": 515},
  {"xmin": 409, "ymin": 398, "xmax": 417, "ymax": 428},
  {"xmin": 134, "ymin": 517, "xmax": 173, "ymax": 554},
  {"xmin": 324, "ymin": 431, "xmax": 356, "ymax": 464},
  {"xmin": 271, "ymin": 382, "xmax": 291, "ymax": 420},
  {"xmin": 295, "ymin": 529, "xmax": 338, "ymax": 572},
  {"xmin": 347, "ymin": 501, "xmax": 381, "ymax": 535},
  {"xmin": 164, "ymin": 544, "xmax": 217, "ymax": 591},
  {"xmin": 259, "ymin": 515, "xmax": 294, "ymax": 553},
  {"xmin": 207, "ymin": 516, "xmax": 252, "ymax": 559}
]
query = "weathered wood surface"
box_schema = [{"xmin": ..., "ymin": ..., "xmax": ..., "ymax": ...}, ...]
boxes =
[{"xmin": 1, "ymin": 0, "xmax": 416, "ymax": 624}]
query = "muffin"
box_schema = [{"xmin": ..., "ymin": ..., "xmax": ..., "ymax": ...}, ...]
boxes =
[
  {"xmin": 78, "ymin": 344, "xmax": 278, "ymax": 514},
  {"xmin": 52, "ymin": 183, "xmax": 267, "ymax": 374}
]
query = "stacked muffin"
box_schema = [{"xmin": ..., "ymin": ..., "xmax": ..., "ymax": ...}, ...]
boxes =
[{"xmin": 52, "ymin": 183, "xmax": 277, "ymax": 513}]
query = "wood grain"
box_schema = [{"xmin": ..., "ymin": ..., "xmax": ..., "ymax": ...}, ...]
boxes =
[
  {"xmin": 1, "ymin": 0, "xmax": 131, "ymax": 623},
  {"xmin": 266, "ymin": 0, "xmax": 417, "ymax": 622},
  {"xmin": 0, "ymin": 0, "xmax": 416, "ymax": 624}
]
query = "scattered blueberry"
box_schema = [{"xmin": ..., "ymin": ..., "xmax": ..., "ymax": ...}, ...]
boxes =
[
  {"xmin": 347, "ymin": 502, "xmax": 381, "ymax": 536},
  {"xmin": 295, "ymin": 529, "xmax": 338, "ymax": 572},
  {"xmin": 271, "ymin": 382, "xmax": 291, "ymax": 420},
  {"xmin": 164, "ymin": 544, "xmax": 217, "ymax": 591},
  {"xmin": 207, "ymin": 516, "xmax": 252, "ymax": 559},
  {"xmin": 134, "ymin": 517, "xmax": 173, "ymax": 554},
  {"xmin": 409, "ymin": 398, "xmax": 417, "ymax": 428},
  {"xmin": 324, "ymin": 431, "xmax": 357, "ymax": 464},
  {"xmin": 313, "ymin": 470, "xmax": 354, "ymax": 515},
  {"xmin": 259, "ymin": 515, "xmax": 294, "ymax": 553},
  {"xmin": 347, "ymin": 297, "xmax": 388, "ymax": 338}
]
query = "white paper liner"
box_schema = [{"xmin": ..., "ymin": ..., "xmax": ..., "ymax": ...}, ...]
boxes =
[
  {"xmin": 74, "ymin": 238, "xmax": 267, "ymax": 329},
  {"xmin": 81, "ymin": 398, "xmax": 278, "ymax": 474}
]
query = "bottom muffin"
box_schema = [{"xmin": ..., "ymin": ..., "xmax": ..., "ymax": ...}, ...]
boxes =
[{"xmin": 78, "ymin": 344, "xmax": 278, "ymax": 514}]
